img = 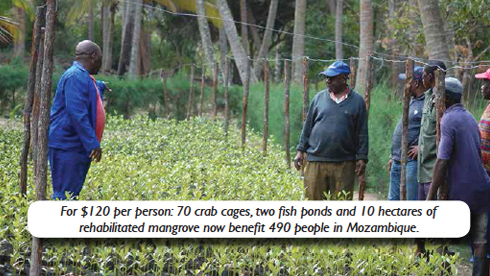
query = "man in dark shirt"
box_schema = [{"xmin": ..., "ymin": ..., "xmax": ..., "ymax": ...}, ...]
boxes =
[
  {"xmin": 294, "ymin": 61, "xmax": 368, "ymax": 200},
  {"xmin": 388, "ymin": 66, "xmax": 426, "ymax": 200},
  {"xmin": 428, "ymin": 77, "xmax": 490, "ymax": 276}
]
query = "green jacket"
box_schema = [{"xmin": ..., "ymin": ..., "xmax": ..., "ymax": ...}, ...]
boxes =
[{"xmin": 417, "ymin": 88, "xmax": 437, "ymax": 183}]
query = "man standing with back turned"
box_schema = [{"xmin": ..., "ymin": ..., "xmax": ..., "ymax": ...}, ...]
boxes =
[
  {"xmin": 48, "ymin": 40, "xmax": 106, "ymax": 200},
  {"xmin": 294, "ymin": 61, "xmax": 368, "ymax": 200}
]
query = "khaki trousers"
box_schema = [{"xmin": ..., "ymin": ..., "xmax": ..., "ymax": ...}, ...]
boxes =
[{"xmin": 304, "ymin": 161, "xmax": 356, "ymax": 200}]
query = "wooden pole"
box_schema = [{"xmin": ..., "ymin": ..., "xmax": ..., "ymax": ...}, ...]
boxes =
[
  {"xmin": 161, "ymin": 70, "xmax": 169, "ymax": 117},
  {"xmin": 400, "ymin": 58, "xmax": 413, "ymax": 200},
  {"xmin": 263, "ymin": 60, "xmax": 270, "ymax": 155},
  {"xmin": 349, "ymin": 57, "xmax": 356, "ymax": 88},
  {"xmin": 224, "ymin": 59, "xmax": 230, "ymax": 135},
  {"xmin": 302, "ymin": 57, "xmax": 309, "ymax": 123},
  {"xmin": 30, "ymin": 0, "xmax": 56, "ymax": 274},
  {"xmin": 186, "ymin": 65, "xmax": 194, "ymax": 119},
  {"xmin": 241, "ymin": 58, "xmax": 251, "ymax": 147},
  {"xmin": 212, "ymin": 62, "xmax": 218, "ymax": 119},
  {"xmin": 31, "ymin": 29, "xmax": 45, "ymax": 176},
  {"xmin": 284, "ymin": 60, "xmax": 291, "ymax": 168},
  {"xmin": 358, "ymin": 55, "xmax": 373, "ymax": 201},
  {"xmin": 435, "ymin": 69, "xmax": 447, "ymax": 200},
  {"xmin": 20, "ymin": 6, "xmax": 44, "ymax": 196},
  {"xmin": 199, "ymin": 64, "xmax": 205, "ymax": 117}
]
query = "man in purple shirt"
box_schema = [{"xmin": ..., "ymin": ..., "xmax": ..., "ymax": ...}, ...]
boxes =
[{"xmin": 428, "ymin": 77, "xmax": 490, "ymax": 276}]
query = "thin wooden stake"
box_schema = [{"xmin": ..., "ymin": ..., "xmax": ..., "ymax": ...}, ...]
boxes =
[
  {"xmin": 224, "ymin": 59, "xmax": 230, "ymax": 135},
  {"xmin": 212, "ymin": 62, "xmax": 218, "ymax": 119},
  {"xmin": 241, "ymin": 58, "xmax": 251, "ymax": 147},
  {"xmin": 284, "ymin": 60, "xmax": 291, "ymax": 168},
  {"xmin": 161, "ymin": 70, "xmax": 169, "ymax": 117},
  {"xmin": 435, "ymin": 69, "xmax": 447, "ymax": 200},
  {"xmin": 358, "ymin": 55, "xmax": 373, "ymax": 201},
  {"xmin": 199, "ymin": 64, "xmax": 205, "ymax": 117},
  {"xmin": 263, "ymin": 60, "xmax": 270, "ymax": 155},
  {"xmin": 302, "ymin": 57, "xmax": 309, "ymax": 123},
  {"xmin": 31, "ymin": 29, "xmax": 45, "ymax": 175},
  {"xmin": 186, "ymin": 65, "xmax": 194, "ymax": 119},
  {"xmin": 349, "ymin": 57, "xmax": 356, "ymax": 88},
  {"xmin": 20, "ymin": 5, "xmax": 44, "ymax": 196},
  {"xmin": 400, "ymin": 58, "xmax": 413, "ymax": 201},
  {"xmin": 30, "ymin": 0, "xmax": 56, "ymax": 275}
]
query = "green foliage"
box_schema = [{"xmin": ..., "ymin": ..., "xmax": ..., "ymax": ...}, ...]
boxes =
[{"xmin": 1, "ymin": 117, "xmax": 461, "ymax": 275}]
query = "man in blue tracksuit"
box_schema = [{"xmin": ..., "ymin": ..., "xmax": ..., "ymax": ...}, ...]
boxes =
[{"xmin": 48, "ymin": 40, "xmax": 106, "ymax": 200}]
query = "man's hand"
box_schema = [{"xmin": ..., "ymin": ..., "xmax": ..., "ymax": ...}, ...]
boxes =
[
  {"xmin": 387, "ymin": 159, "xmax": 392, "ymax": 172},
  {"xmin": 355, "ymin": 160, "xmax": 367, "ymax": 176},
  {"xmin": 90, "ymin": 148, "xmax": 102, "ymax": 163},
  {"xmin": 408, "ymin": 145, "xmax": 419, "ymax": 160},
  {"xmin": 293, "ymin": 151, "xmax": 306, "ymax": 171}
]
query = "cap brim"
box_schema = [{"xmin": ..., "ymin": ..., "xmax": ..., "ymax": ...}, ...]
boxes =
[
  {"xmin": 319, "ymin": 70, "xmax": 339, "ymax": 78},
  {"xmin": 475, "ymin": 73, "xmax": 490, "ymax": 79}
]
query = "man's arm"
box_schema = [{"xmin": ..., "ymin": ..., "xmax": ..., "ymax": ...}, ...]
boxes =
[
  {"xmin": 356, "ymin": 99, "xmax": 369, "ymax": 162},
  {"xmin": 427, "ymin": 159, "xmax": 448, "ymax": 200},
  {"xmin": 294, "ymin": 97, "xmax": 317, "ymax": 171},
  {"xmin": 64, "ymin": 74, "xmax": 100, "ymax": 153}
]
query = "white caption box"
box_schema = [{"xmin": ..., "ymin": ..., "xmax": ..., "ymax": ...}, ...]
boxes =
[{"xmin": 28, "ymin": 201, "xmax": 470, "ymax": 238}]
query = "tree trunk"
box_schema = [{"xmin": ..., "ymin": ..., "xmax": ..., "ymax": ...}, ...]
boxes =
[
  {"xmin": 417, "ymin": 0, "xmax": 450, "ymax": 61},
  {"xmin": 128, "ymin": 0, "xmax": 143, "ymax": 78},
  {"xmin": 292, "ymin": 0, "xmax": 307, "ymax": 83},
  {"xmin": 88, "ymin": 1, "xmax": 94, "ymax": 41},
  {"xmin": 139, "ymin": 27, "xmax": 151, "ymax": 76},
  {"xmin": 29, "ymin": 0, "xmax": 56, "ymax": 274},
  {"xmin": 283, "ymin": 60, "xmax": 291, "ymax": 168},
  {"xmin": 101, "ymin": 2, "xmax": 115, "ymax": 73},
  {"xmin": 217, "ymin": 0, "xmax": 257, "ymax": 84},
  {"xmin": 253, "ymin": 0, "xmax": 279, "ymax": 80},
  {"xmin": 335, "ymin": 0, "xmax": 343, "ymax": 60},
  {"xmin": 219, "ymin": 27, "xmax": 228, "ymax": 81},
  {"xmin": 355, "ymin": 0, "xmax": 373, "ymax": 92},
  {"xmin": 247, "ymin": 8, "xmax": 263, "ymax": 53},
  {"xmin": 197, "ymin": 0, "xmax": 217, "ymax": 75},
  {"xmin": 240, "ymin": 0, "xmax": 249, "ymax": 55},
  {"xmin": 263, "ymin": 61, "xmax": 270, "ymax": 155},
  {"xmin": 326, "ymin": 0, "xmax": 336, "ymax": 16},
  {"xmin": 274, "ymin": 44, "xmax": 282, "ymax": 83},
  {"xmin": 20, "ymin": 6, "xmax": 44, "ymax": 196},
  {"xmin": 241, "ymin": 59, "xmax": 251, "ymax": 147},
  {"xmin": 13, "ymin": 7, "xmax": 26, "ymax": 58},
  {"xmin": 117, "ymin": 1, "xmax": 135, "ymax": 76}
]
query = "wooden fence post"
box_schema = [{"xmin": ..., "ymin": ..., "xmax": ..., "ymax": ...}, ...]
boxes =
[
  {"xmin": 20, "ymin": 5, "xmax": 44, "ymax": 196},
  {"xmin": 349, "ymin": 57, "xmax": 356, "ymax": 88},
  {"xmin": 213, "ymin": 62, "xmax": 218, "ymax": 119},
  {"xmin": 358, "ymin": 55, "xmax": 373, "ymax": 200},
  {"xmin": 284, "ymin": 60, "xmax": 291, "ymax": 168},
  {"xmin": 199, "ymin": 64, "xmax": 205, "ymax": 117},
  {"xmin": 400, "ymin": 58, "xmax": 413, "ymax": 200},
  {"xmin": 435, "ymin": 69, "xmax": 447, "ymax": 200},
  {"xmin": 241, "ymin": 58, "xmax": 251, "ymax": 147},
  {"xmin": 302, "ymin": 57, "xmax": 309, "ymax": 123},
  {"xmin": 186, "ymin": 65, "xmax": 195, "ymax": 119},
  {"xmin": 30, "ymin": 0, "xmax": 56, "ymax": 275},
  {"xmin": 263, "ymin": 60, "xmax": 270, "ymax": 155},
  {"xmin": 161, "ymin": 70, "xmax": 170, "ymax": 117},
  {"xmin": 224, "ymin": 59, "xmax": 230, "ymax": 135},
  {"xmin": 31, "ymin": 28, "xmax": 45, "ymax": 176}
]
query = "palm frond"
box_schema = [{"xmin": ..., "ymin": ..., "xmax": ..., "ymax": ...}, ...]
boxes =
[
  {"xmin": 0, "ymin": 16, "xmax": 18, "ymax": 45},
  {"xmin": 149, "ymin": 0, "xmax": 222, "ymax": 28}
]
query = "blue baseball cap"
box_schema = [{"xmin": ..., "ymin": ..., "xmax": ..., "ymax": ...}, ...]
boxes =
[
  {"xmin": 399, "ymin": 66, "xmax": 423, "ymax": 80},
  {"xmin": 319, "ymin": 61, "xmax": 351, "ymax": 77}
]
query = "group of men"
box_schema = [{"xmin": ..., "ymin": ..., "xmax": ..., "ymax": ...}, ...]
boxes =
[
  {"xmin": 294, "ymin": 60, "xmax": 490, "ymax": 275},
  {"xmin": 50, "ymin": 40, "xmax": 490, "ymax": 274}
]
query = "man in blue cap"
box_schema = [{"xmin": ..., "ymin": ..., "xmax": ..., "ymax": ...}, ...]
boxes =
[
  {"xmin": 387, "ymin": 66, "xmax": 427, "ymax": 201},
  {"xmin": 428, "ymin": 77, "xmax": 490, "ymax": 276},
  {"xmin": 294, "ymin": 61, "xmax": 368, "ymax": 200}
]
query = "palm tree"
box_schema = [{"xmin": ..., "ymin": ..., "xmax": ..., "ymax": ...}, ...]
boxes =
[
  {"xmin": 417, "ymin": 0, "xmax": 450, "ymax": 61},
  {"xmin": 128, "ymin": 0, "xmax": 143, "ymax": 78},
  {"xmin": 335, "ymin": 0, "xmax": 343, "ymax": 60},
  {"xmin": 292, "ymin": 0, "xmax": 307, "ymax": 83},
  {"xmin": 0, "ymin": 16, "xmax": 18, "ymax": 45},
  {"xmin": 253, "ymin": 0, "xmax": 279, "ymax": 79},
  {"xmin": 0, "ymin": 0, "xmax": 33, "ymax": 57},
  {"xmin": 196, "ymin": 0, "xmax": 216, "ymax": 76},
  {"xmin": 355, "ymin": 0, "xmax": 373, "ymax": 92}
]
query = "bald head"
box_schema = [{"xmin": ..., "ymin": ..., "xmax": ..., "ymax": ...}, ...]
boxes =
[{"xmin": 75, "ymin": 40, "xmax": 102, "ymax": 74}]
